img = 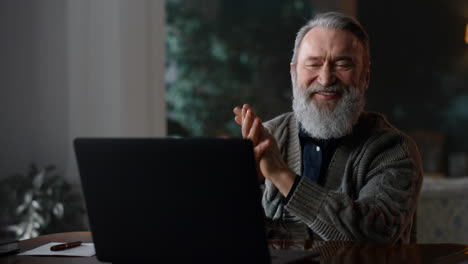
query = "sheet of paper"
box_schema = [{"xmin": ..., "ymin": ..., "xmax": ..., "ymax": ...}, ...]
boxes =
[{"xmin": 18, "ymin": 242, "xmax": 95, "ymax": 257}]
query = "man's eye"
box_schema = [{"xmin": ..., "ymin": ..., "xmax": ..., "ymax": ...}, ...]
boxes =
[
  {"xmin": 335, "ymin": 63, "xmax": 352, "ymax": 69},
  {"xmin": 306, "ymin": 64, "xmax": 321, "ymax": 68}
]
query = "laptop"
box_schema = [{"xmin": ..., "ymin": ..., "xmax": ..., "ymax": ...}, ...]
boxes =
[{"xmin": 74, "ymin": 138, "xmax": 316, "ymax": 263}]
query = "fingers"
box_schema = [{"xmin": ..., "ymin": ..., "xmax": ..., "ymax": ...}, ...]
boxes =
[
  {"xmin": 248, "ymin": 117, "xmax": 262, "ymax": 145},
  {"xmin": 233, "ymin": 106, "xmax": 242, "ymax": 115},
  {"xmin": 242, "ymin": 109, "xmax": 256, "ymax": 138},
  {"xmin": 241, "ymin": 104, "xmax": 251, "ymax": 118},
  {"xmin": 254, "ymin": 139, "xmax": 270, "ymax": 160},
  {"xmin": 233, "ymin": 104, "xmax": 251, "ymax": 125},
  {"xmin": 241, "ymin": 104, "xmax": 251, "ymax": 128},
  {"xmin": 234, "ymin": 104, "xmax": 257, "ymax": 135},
  {"xmin": 234, "ymin": 115, "xmax": 242, "ymax": 125},
  {"xmin": 233, "ymin": 106, "xmax": 242, "ymax": 125},
  {"xmin": 233, "ymin": 105, "xmax": 264, "ymax": 146}
]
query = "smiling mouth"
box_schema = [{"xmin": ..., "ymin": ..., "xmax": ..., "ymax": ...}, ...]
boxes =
[
  {"xmin": 312, "ymin": 91, "xmax": 342, "ymax": 100},
  {"xmin": 317, "ymin": 91, "xmax": 338, "ymax": 95}
]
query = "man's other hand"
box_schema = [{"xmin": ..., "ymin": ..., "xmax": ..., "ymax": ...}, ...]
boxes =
[
  {"xmin": 233, "ymin": 104, "xmax": 296, "ymax": 196},
  {"xmin": 233, "ymin": 104, "xmax": 270, "ymax": 160}
]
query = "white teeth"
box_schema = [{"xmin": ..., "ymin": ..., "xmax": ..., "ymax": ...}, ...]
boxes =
[{"xmin": 318, "ymin": 92, "xmax": 336, "ymax": 95}]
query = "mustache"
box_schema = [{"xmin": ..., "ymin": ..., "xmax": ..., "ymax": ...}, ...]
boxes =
[{"xmin": 303, "ymin": 83, "xmax": 348, "ymax": 97}]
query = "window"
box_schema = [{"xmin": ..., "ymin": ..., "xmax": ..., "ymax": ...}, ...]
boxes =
[{"xmin": 166, "ymin": 0, "xmax": 313, "ymax": 136}]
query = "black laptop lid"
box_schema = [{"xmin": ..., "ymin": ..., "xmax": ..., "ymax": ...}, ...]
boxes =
[{"xmin": 74, "ymin": 138, "xmax": 270, "ymax": 263}]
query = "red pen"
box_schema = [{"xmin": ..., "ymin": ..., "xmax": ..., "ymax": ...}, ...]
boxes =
[{"xmin": 50, "ymin": 241, "xmax": 82, "ymax": 251}]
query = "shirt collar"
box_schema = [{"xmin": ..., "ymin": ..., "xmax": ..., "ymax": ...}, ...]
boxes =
[{"xmin": 298, "ymin": 122, "xmax": 336, "ymax": 149}]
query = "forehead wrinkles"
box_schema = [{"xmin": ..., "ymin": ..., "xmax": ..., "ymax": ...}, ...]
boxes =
[{"xmin": 297, "ymin": 27, "xmax": 364, "ymax": 62}]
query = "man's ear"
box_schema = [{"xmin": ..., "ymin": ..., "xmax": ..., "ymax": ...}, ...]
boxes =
[
  {"xmin": 364, "ymin": 68, "xmax": 370, "ymax": 91},
  {"xmin": 363, "ymin": 62, "xmax": 371, "ymax": 91},
  {"xmin": 290, "ymin": 63, "xmax": 295, "ymax": 80}
]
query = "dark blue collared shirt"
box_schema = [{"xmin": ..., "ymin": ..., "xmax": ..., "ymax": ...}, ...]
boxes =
[{"xmin": 284, "ymin": 125, "xmax": 338, "ymax": 202}]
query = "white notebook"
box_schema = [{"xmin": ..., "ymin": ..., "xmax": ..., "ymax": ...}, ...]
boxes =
[{"xmin": 18, "ymin": 242, "xmax": 95, "ymax": 257}]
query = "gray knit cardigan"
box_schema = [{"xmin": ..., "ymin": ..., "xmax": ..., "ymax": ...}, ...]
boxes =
[{"xmin": 261, "ymin": 112, "xmax": 423, "ymax": 244}]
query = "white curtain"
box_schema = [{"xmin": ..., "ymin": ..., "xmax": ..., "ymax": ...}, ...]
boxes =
[{"xmin": 67, "ymin": 0, "xmax": 166, "ymax": 182}]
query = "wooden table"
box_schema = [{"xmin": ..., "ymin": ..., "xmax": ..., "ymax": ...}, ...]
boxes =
[{"xmin": 1, "ymin": 232, "xmax": 467, "ymax": 263}]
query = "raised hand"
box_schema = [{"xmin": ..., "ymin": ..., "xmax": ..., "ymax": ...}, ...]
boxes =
[
  {"xmin": 233, "ymin": 104, "xmax": 271, "ymax": 162},
  {"xmin": 233, "ymin": 104, "xmax": 296, "ymax": 196}
]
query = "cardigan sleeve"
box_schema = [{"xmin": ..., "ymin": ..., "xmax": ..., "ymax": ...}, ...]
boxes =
[{"xmin": 284, "ymin": 132, "xmax": 423, "ymax": 243}]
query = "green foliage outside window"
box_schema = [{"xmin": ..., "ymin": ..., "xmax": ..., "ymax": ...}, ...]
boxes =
[{"xmin": 166, "ymin": 0, "xmax": 314, "ymax": 136}]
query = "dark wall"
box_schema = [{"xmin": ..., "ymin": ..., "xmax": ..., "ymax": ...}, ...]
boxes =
[
  {"xmin": 358, "ymin": 0, "xmax": 468, "ymax": 174},
  {"xmin": 0, "ymin": 0, "xmax": 69, "ymax": 179}
]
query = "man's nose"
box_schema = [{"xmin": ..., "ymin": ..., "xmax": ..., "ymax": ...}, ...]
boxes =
[{"xmin": 317, "ymin": 65, "xmax": 336, "ymax": 87}]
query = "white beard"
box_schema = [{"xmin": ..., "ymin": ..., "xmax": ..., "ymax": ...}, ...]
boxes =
[{"xmin": 292, "ymin": 82, "xmax": 366, "ymax": 139}]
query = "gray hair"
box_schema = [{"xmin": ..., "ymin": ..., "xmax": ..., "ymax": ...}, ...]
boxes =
[{"xmin": 291, "ymin": 12, "xmax": 370, "ymax": 66}]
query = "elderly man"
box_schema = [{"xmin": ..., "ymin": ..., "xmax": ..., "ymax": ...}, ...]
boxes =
[{"xmin": 233, "ymin": 12, "xmax": 423, "ymax": 244}]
